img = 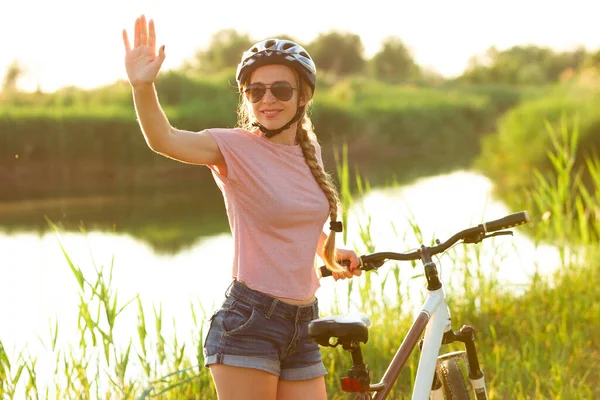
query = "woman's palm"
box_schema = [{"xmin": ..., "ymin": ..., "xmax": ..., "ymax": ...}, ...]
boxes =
[{"xmin": 122, "ymin": 15, "xmax": 165, "ymax": 87}]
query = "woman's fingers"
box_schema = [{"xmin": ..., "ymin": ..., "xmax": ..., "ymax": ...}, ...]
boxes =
[
  {"xmin": 148, "ymin": 19, "xmax": 156, "ymax": 51},
  {"xmin": 122, "ymin": 29, "xmax": 131, "ymax": 53},
  {"xmin": 128, "ymin": 15, "xmax": 156, "ymax": 52},
  {"xmin": 348, "ymin": 255, "xmax": 362, "ymax": 276},
  {"xmin": 332, "ymin": 266, "xmax": 353, "ymax": 280},
  {"xmin": 140, "ymin": 15, "xmax": 148, "ymax": 46},
  {"xmin": 134, "ymin": 17, "xmax": 140, "ymax": 47},
  {"xmin": 153, "ymin": 45, "xmax": 166, "ymax": 68},
  {"xmin": 348, "ymin": 255, "xmax": 360, "ymax": 271}
]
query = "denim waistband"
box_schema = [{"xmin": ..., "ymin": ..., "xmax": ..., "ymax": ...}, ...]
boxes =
[{"xmin": 226, "ymin": 280, "xmax": 318, "ymax": 322}]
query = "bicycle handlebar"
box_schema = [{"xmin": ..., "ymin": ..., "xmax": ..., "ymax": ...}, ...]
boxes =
[
  {"xmin": 482, "ymin": 211, "xmax": 531, "ymax": 232},
  {"xmin": 319, "ymin": 211, "xmax": 530, "ymax": 278}
]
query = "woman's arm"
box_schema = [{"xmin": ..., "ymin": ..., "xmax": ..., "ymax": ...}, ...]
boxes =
[
  {"xmin": 124, "ymin": 15, "xmax": 223, "ymax": 166},
  {"xmin": 132, "ymin": 84, "xmax": 223, "ymax": 166},
  {"xmin": 316, "ymin": 231, "xmax": 327, "ymax": 260}
]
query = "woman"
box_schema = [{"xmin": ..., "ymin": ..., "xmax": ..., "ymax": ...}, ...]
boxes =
[{"xmin": 122, "ymin": 15, "xmax": 361, "ymax": 400}]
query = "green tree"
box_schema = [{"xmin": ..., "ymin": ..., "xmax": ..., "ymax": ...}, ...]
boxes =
[
  {"xmin": 370, "ymin": 36, "xmax": 418, "ymax": 83},
  {"xmin": 307, "ymin": 32, "xmax": 365, "ymax": 76},
  {"xmin": 419, "ymin": 66, "xmax": 445, "ymax": 86},
  {"xmin": 460, "ymin": 45, "xmax": 589, "ymax": 85},
  {"xmin": 188, "ymin": 29, "xmax": 253, "ymax": 73},
  {"xmin": 2, "ymin": 60, "xmax": 24, "ymax": 93},
  {"xmin": 491, "ymin": 46, "xmax": 553, "ymax": 84},
  {"xmin": 583, "ymin": 49, "xmax": 600, "ymax": 68},
  {"xmin": 544, "ymin": 46, "xmax": 587, "ymax": 80}
]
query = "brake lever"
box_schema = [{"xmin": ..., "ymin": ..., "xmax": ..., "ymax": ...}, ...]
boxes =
[
  {"xmin": 463, "ymin": 230, "xmax": 513, "ymax": 244},
  {"xmin": 361, "ymin": 260, "xmax": 385, "ymax": 272},
  {"xmin": 484, "ymin": 230, "xmax": 514, "ymax": 239}
]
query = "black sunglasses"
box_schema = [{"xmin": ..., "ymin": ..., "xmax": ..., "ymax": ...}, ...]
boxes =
[{"xmin": 244, "ymin": 81, "xmax": 298, "ymax": 103}]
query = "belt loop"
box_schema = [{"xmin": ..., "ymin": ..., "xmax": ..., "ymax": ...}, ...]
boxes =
[{"xmin": 265, "ymin": 299, "xmax": 279, "ymax": 319}]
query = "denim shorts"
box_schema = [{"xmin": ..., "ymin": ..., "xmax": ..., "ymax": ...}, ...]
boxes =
[{"xmin": 203, "ymin": 280, "xmax": 327, "ymax": 380}]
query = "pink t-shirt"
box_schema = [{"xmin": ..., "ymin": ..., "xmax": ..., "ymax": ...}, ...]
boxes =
[{"xmin": 205, "ymin": 128, "xmax": 330, "ymax": 300}]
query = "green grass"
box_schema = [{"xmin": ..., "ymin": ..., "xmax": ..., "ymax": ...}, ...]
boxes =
[
  {"xmin": 475, "ymin": 86, "xmax": 600, "ymax": 215},
  {"xmin": 1, "ymin": 119, "xmax": 598, "ymax": 399}
]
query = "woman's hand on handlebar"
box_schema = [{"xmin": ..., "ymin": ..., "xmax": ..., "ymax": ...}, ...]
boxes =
[
  {"xmin": 332, "ymin": 248, "xmax": 362, "ymax": 281},
  {"xmin": 122, "ymin": 15, "xmax": 165, "ymax": 88}
]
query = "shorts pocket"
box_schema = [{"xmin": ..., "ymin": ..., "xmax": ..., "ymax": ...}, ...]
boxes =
[
  {"xmin": 221, "ymin": 300, "xmax": 258, "ymax": 335},
  {"xmin": 203, "ymin": 311, "xmax": 219, "ymax": 350}
]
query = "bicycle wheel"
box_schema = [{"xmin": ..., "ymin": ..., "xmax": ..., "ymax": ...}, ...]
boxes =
[{"xmin": 437, "ymin": 357, "xmax": 470, "ymax": 400}]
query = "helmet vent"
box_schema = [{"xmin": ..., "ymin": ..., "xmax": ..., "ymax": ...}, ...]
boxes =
[
  {"xmin": 282, "ymin": 42, "xmax": 294, "ymax": 50},
  {"xmin": 299, "ymin": 51, "xmax": 310, "ymax": 59},
  {"xmin": 265, "ymin": 39, "xmax": 276, "ymax": 48}
]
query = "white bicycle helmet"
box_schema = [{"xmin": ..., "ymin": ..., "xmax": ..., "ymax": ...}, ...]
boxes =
[{"xmin": 236, "ymin": 39, "xmax": 317, "ymax": 93}]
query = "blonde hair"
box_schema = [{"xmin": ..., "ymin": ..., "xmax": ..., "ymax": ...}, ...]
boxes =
[{"xmin": 237, "ymin": 72, "xmax": 346, "ymax": 274}]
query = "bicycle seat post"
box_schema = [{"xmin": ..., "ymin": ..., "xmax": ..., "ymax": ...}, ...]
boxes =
[{"xmin": 339, "ymin": 340, "xmax": 371, "ymax": 393}]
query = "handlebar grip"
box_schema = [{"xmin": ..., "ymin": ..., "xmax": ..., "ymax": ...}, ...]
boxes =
[
  {"xmin": 483, "ymin": 211, "xmax": 530, "ymax": 233},
  {"xmin": 319, "ymin": 260, "xmax": 351, "ymax": 278},
  {"xmin": 319, "ymin": 266, "xmax": 332, "ymax": 278}
]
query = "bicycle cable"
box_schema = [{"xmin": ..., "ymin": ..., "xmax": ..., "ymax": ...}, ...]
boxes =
[
  {"xmin": 435, "ymin": 241, "xmax": 462, "ymax": 280},
  {"xmin": 400, "ymin": 247, "xmax": 419, "ymax": 279}
]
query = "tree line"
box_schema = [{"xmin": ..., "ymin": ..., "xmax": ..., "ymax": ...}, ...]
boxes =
[
  {"xmin": 180, "ymin": 29, "xmax": 437, "ymax": 84},
  {"xmin": 180, "ymin": 29, "xmax": 599, "ymax": 86},
  {"xmin": 2, "ymin": 29, "xmax": 599, "ymax": 94}
]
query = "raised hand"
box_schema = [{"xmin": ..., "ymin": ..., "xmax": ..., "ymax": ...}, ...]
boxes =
[{"xmin": 122, "ymin": 15, "xmax": 166, "ymax": 87}]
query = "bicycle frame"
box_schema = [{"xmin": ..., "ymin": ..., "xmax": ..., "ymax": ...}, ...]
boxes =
[
  {"xmin": 371, "ymin": 281, "xmax": 451, "ymax": 399},
  {"xmin": 367, "ymin": 248, "xmax": 488, "ymax": 400}
]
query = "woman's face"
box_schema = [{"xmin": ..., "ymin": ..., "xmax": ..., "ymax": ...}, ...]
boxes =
[{"xmin": 246, "ymin": 64, "xmax": 304, "ymax": 132}]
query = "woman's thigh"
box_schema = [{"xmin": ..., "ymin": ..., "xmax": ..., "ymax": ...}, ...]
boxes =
[
  {"xmin": 277, "ymin": 376, "xmax": 327, "ymax": 400},
  {"xmin": 209, "ymin": 364, "xmax": 279, "ymax": 400}
]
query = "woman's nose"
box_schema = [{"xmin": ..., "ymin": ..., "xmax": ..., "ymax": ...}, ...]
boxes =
[{"xmin": 262, "ymin": 88, "xmax": 277, "ymax": 103}]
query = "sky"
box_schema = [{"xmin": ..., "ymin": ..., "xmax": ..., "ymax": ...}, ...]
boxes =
[{"xmin": 1, "ymin": 0, "xmax": 598, "ymax": 92}]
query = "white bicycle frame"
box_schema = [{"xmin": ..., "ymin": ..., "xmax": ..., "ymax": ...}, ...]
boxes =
[
  {"xmin": 412, "ymin": 286, "xmax": 452, "ymax": 399},
  {"xmin": 371, "ymin": 282, "xmax": 486, "ymax": 400}
]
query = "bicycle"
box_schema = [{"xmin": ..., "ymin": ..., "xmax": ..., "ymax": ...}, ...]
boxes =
[{"xmin": 309, "ymin": 211, "xmax": 531, "ymax": 399}]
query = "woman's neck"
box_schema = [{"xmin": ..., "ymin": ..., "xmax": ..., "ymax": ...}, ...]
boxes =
[{"xmin": 265, "ymin": 123, "xmax": 298, "ymax": 146}]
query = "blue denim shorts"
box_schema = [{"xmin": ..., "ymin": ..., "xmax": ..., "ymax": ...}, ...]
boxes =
[{"xmin": 203, "ymin": 280, "xmax": 327, "ymax": 380}]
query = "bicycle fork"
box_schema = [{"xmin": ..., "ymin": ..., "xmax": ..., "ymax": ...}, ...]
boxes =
[{"xmin": 427, "ymin": 325, "xmax": 489, "ymax": 400}]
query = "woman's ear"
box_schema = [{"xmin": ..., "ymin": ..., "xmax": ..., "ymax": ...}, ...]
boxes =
[{"xmin": 299, "ymin": 95, "xmax": 306, "ymax": 108}]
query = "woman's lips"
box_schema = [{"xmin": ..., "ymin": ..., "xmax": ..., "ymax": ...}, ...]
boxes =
[{"xmin": 262, "ymin": 110, "xmax": 282, "ymax": 118}]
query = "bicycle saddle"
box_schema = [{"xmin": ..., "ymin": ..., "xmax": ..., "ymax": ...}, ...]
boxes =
[{"xmin": 308, "ymin": 314, "xmax": 371, "ymax": 346}]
